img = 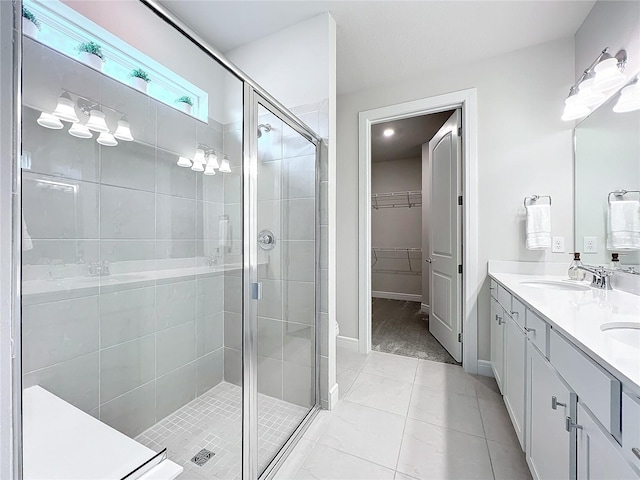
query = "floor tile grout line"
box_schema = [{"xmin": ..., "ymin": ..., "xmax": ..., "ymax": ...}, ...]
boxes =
[
  {"xmin": 394, "ymin": 380, "xmax": 414, "ymax": 475},
  {"xmin": 475, "ymin": 394, "xmax": 497, "ymax": 480}
]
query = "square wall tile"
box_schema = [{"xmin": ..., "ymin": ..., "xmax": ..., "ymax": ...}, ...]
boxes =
[
  {"xmin": 100, "ymin": 381, "xmax": 156, "ymax": 438},
  {"xmin": 100, "ymin": 286, "xmax": 156, "ymax": 348},
  {"xmin": 101, "ymin": 140, "xmax": 155, "ymax": 193},
  {"xmin": 100, "ymin": 185, "xmax": 155, "ymax": 239},
  {"xmin": 284, "ymin": 281, "xmax": 315, "ymax": 325},
  {"xmin": 156, "ymin": 361, "xmax": 196, "ymax": 421},
  {"xmin": 196, "ymin": 349, "xmax": 224, "ymax": 395},
  {"xmin": 196, "ymin": 312, "xmax": 224, "ymax": 357},
  {"xmin": 156, "ymin": 194, "xmax": 196, "ymax": 240},
  {"xmin": 282, "ymin": 154, "xmax": 315, "ymax": 200},
  {"xmin": 284, "ymin": 199, "xmax": 315, "ymax": 241},
  {"xmin": 156, "ymin": 321, "xmax": 196, "ymax": 376},
  {"xmin": 156, "ymin": 279, "xmax": 196, "ymax": 330},
  {"xmin": 197, "ymin": 274, "xmax": 224, "ymax": 317}
]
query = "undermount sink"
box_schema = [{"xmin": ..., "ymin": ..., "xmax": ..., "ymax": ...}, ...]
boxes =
[
  {"xmin": 519, "ymin": 280, "xmax": 591, "ymax": 291},
  {"xmin": 601, "ymin": 322, "xmax": 640, "ymax": 348}
]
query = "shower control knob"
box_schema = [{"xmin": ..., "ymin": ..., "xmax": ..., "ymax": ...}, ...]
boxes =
[{"xmin": 258, "ymin": 229, "xmax": 276, "ymax": 251}]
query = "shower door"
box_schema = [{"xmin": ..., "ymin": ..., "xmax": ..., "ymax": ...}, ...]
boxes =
[{"xmin": 243, "ymin": 91, "xmax": 320, "ymax": 478}]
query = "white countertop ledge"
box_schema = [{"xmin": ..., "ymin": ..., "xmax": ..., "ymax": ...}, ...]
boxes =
[{"xmin": 488, "ymin": 264, "xmax": 640, "ymax": 393}]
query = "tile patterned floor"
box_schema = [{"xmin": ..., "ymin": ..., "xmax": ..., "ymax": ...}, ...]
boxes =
[
  {"xmin": 274, "ymin": 348, "xmax": 533, "ymax": 480},
  {"xmin": 136, "ymin": 382, "xmax": 308, "ymax": 480}
]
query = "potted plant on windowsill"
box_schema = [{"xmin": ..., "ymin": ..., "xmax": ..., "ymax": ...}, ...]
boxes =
[
  {"xmin": 22, "ymin": 6, "xmax": 41, "ymax": 39},
  {"xmin": 129, "ymin": 68, "xmax": 150, "ymax": 93},
  {"xmin": 176, "ymin": 96, "xmax": 193, "ymax": 114},
  {"xmin": 77, "ymin": 41, "xmax": 105, "ymax": 71}
]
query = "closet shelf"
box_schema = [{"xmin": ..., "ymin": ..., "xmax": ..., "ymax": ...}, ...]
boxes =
[
  {"xmin": 371, "ymin": 247, "xmax": 422, "ymax": 275},
  {"xmin": 372, "ymin": 191, "xmax": 422, "ymax": 210}
]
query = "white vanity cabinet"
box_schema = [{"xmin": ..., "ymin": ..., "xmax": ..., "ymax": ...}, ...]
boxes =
[
  {"xmin": 527, "ymin": 345, "xmax": 573, "ymax": 480},
  {"xmin": 504, "ymin": 311, "xmax": 526, "ymax": 449},
  {"xmin": 490, "ymin": 294, "xmax": 505, "ymax": 392},
  {"xmin": 577, "ymin": 402, "xmax": 639, "ymax": 480}
]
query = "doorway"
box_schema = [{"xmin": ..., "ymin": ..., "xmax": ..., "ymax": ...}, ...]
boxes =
[{"xmin": 358, "ymin": 89, "xmax": 479, "ymax": 374}]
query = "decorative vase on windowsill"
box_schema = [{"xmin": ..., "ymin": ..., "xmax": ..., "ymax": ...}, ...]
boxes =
[
  {"xmin": 77, "ymin": 41, "xmax": 105, "ymax": 72},
  {"xmin": 22, "ymin": 6, "xmax": 40, "ymax": 39},
  {"xmin": 176, "ymin": 96, "xmax": 193, "ymax": 114},
  {"xmin": 129, "ymin": 68, "xmax": 150, "ymax": 94}
]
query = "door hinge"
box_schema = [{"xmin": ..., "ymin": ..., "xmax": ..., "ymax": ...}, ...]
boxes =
[
  {"xmin": 458, "ymin": 264, "xmax": 462, "ymax": 274},
  {"xmin": 458, "ymin": 333, "xmax": 463, "ymax": 342},
  {"xmin": 458, "ymin": 195, "xmax": 462, "ymax": 206},
  {"xmin": 457, "ymin": 126, "xmax": 462, "ymax": 136}
]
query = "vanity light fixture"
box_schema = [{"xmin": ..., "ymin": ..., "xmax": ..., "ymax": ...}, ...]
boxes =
[
  {"xmin": 193, "ymin": 148, "xmax": 206, "ymax": 166},
  {"xmin": 219, "ymin": 157, "xmax": 231, "ymax": 173},
  {"xmin": 37, "ymin": 112, "xmax": 64, "ymax": 129},
  {"xmin": 51, "ymin": 92, "xmax": 80, "ymax": 123},
  {"xmin": 206, "ymin": 151, "xmax": 220, "ymax": 169},
  {"xmin": 113, "ymin": 118, "xmax": 134, "ymax": 141},
  {"xmin": 96, "ymin": 131, "xmax": 118, "ymax": 147},
  {"xmin": 68, "ymin": 122, "xmax": 93, "ymax": 138},
  {"xmin": 613, "ymin": 79, "xmax": 640, "ymax": 113},
  {"xmin": 562, "ymin": 47, "xmax": 627, "ymax": 121},
  {"xmin": 204, "ymin": 164, "xmax": 216, "ymax": 175},
  {"xmin": 85, "ymin": 109, "xmax": 109, "ymax": 132},
  {"xmin": 177, "ymin": 156, "xmax": 192, "ymax": 167},
  {"xmin": 191, "ymin": 161, "xmax": 205, "ymax": 172}
]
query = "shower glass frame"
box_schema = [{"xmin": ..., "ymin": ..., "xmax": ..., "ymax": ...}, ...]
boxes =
[{"xmin": 8, "ymin": 0, "xmax": 324, "ymax": 478}]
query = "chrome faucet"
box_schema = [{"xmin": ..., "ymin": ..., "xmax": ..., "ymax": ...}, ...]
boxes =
[
  {"xmin": 87, "ymin": 260, "xmax": 110, "ymax": 277},
  {"xmin": 576, "ymin": 265, "xmax": 613, "ymax": 290}
]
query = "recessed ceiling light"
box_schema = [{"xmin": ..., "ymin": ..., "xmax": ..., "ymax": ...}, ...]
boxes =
[{"xmin": 383, "ymin": 128, "xmax": 394, "ymax": 137}]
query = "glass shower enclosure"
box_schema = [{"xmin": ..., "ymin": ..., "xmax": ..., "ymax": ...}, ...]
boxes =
[{"xmin": 16, "ymin": 1, "xmax": 321, "ymax": 478}]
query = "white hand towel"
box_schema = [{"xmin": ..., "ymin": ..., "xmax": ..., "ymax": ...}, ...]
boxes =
[
  {"xmin": 607, "ymin": 200, "xmax": 640, "ymax": 250},
  {"xmin": 219, "ymin": 215, "xmax": 230, "ymax": 249},
  {"xmin": 526, "ymin": 204, "xmax": 551, "ymax": 250}
]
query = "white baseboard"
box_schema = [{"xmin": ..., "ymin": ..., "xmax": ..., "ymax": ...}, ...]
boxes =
[
  {"xmin": 337, "ymin": 335, "xmax": 359, "ymax": 352},
  {"xmin": 477, "ymin": 360, "xmax": 494, "ymax": 378},
  {"xmin": 372, "ymin": 291, "xmax": 422, "ymax": 302},
  {"xmin": 421, "ymin": 303, "xmax": 430, "ymax": 314},
  {"xmin": 325, "ymin": 383, "xmax": 339, "ymax": 410}
]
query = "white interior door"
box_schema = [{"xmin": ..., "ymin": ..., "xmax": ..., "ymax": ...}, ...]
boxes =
[{"xmin": 428, "ymin": 110, "xmax": 462, "ymax": 362}]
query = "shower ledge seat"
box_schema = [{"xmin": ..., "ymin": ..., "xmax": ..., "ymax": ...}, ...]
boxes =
[{"xmin": 23, "ymin": 386, "xmax": 182, "ymax": 480}]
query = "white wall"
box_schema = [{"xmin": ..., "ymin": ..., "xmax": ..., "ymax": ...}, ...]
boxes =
[
  {"xmin": 337, "ymin": 37, "xmax": 576, "ymax": 361},
  {"xmin": 575, "ymin": 1, "xmax": 640, "ymax": 82},
  {"xmin": 371, "ymin": 158, "xmax": 422, "ymax": 297},
  {"xmin": 226, "ymin": 14, "xmax": 332, "ymax": 111}
]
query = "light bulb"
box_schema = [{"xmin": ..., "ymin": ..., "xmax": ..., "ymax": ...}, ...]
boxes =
[
  {"xmin": 613, "ymin": 82, "xmax": 640, "ymax": 113},
  {"xmin": 561, "ymin": 103, "xmax": 590, "ymax": 121},
  {"xmin": 593, "ymin": 56, "xmax": 626, "ymax": 92},
  {"xmin": 207, "ymin": 152, "xmax": 219, "ymax": 169},
  {"xmin": 68, "ymin": 123, "xmax": 93, "ymax": 139},
  {"xmin": 193, "ymin": 148, "xmax": 206, "ymax": 165},
  {"xmin": 85, "ymin": 110, "xmax": 109, "ymax": 133},
  {"xmin": 191, "ymin": 161, "xmax": 204, "ymax": 172},
  {"xmin": 219, "ymin": 157, "xmax": 231, "ymax": 173},
  {"xmin": 113, "ymin": 120, "xmax": 133, "ymax": 141},
  {"xmin": 96, "ymin": 131, "xmax": 118, "ymax": 146},
  {"xmin": 51, "ymin": 93, "xmax": 79, "ymax": 123},
  {"xmin": 177, "ymin": 156, "xmax": 192, "ymax": 167},
  {"xmin": 383, "ymin": 128, "xmax": 394, "ymax": 137},
  {"xmin": 204, "ymin": 164, "xmax": 216, "ymax": 176},
  {"xmin": 37, "ymin": 112, "xmax": 64, "ymax": 129}
]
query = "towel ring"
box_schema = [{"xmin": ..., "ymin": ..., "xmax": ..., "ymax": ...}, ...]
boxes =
[
  {"xmin": 608, "ymin": 190, "xmax": 640, "ymax": 205},
  {"xmin": 524, "ymin": 195, "xmax": 552, "ymax": 208}
]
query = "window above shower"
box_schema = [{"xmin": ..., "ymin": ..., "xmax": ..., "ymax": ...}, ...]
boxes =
[{"xmin": 23, "ymin": 0, "xmax": 208, "ymax": 122}]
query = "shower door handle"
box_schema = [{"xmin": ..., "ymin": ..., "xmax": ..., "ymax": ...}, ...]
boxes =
[{"xmin": 251, "ymin": 282, "xmax": 263, "ymax": 300}]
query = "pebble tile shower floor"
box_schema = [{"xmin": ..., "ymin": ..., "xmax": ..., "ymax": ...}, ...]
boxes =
[{"xmin": 136, "ymin": 382, "xmax": 308, "ymax": 479}]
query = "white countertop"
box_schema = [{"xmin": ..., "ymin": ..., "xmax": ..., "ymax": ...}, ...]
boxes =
[{"xmin": 488, "ymin": 270, "xmax": 640, "ymax": 393}]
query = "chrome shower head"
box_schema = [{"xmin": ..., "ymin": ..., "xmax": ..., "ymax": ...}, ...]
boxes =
[{"xmin": 257, "ymin": 123, "xmax": 272, "ymax": 138}]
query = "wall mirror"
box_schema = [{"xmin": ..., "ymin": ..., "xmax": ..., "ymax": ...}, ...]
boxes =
[{"xmin": 574, "ymin": 77, "xmax": 640, "ymax": 270}]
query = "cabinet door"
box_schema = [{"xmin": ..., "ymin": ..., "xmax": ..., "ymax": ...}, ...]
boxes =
[
  {"xmin": 504, "ymin": 314, "xmax": 526, "ymax": 450},
  {"xmin": 490, "ymin": 296, "xmax": 505, "ymax": 393},
  {"xmin": 577, "ymin": 402, "xmax": 639, "ymax": 480},
  {"xmin": 527, "ymin": 346, "xmax": 572, "ymax": 480}
]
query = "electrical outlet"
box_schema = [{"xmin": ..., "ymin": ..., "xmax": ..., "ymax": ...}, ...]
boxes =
[
  {"xmin": 552, "ymin": 237, "xmax": 565, "ymax": 253},
  {"xmin": 584, "ymin": 236, "xmax": 598, "ymax": 253}
]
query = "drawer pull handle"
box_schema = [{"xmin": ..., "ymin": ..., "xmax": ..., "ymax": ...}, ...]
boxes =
[
  {"xmin": 632, "ymin": 448, "xmax": 640, "ymax": 460},
  {"xmin": 497, "ymin": 316, "xmax": 504, "ymax": 325},
  {"xmin": 510, "ymin": 311, "xmax": 519, "ymax": 318},
  {"xmin": 525, "ymin": 327, "xmax": 536, "ymax": 333},
  {"xmin": 551, "ymin": 396, "xmax": 566, "ymax": 410},
  {"xmin": 566, "ymin": 417, "xmax": 583, "ymax": 432}
]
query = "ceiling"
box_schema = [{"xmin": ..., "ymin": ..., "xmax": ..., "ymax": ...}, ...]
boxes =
[
  {"xmin": 159, "ymin": 1, "xmax": 594, "ymax": 95},
  {"xmin": 371, "ymin": 111, "xmax": 454, "ymax": 162}
]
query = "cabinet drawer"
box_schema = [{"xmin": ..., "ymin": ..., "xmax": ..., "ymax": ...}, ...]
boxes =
[
  {"xmin": 622, "ymin": 392, "xmax": 640, "ymax": 470},
  {"xmin": 525, "ymin": 309, "xmax": 548, "ymax": 358},
  {"xmin": 550, "ymin": 329, "xmax": 621, "ymax": 439},
  {"xmin": 510, "ymin": 297, "xmax": 526, "ymax": 330},
  {"xmin": 497, "ymin": 284, "xmax": 511, "ymax": 311},
  {"xmin": 490, "ymin": 279, "xmax": 497, "ymax": 299}
]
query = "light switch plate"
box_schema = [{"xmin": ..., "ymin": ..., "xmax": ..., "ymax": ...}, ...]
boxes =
[
  {"xmin": 552, "ymin": 237, "xmax": 565, "ymax": 253},
  {"xmin": 584, "ymin": 237, "xmax": 598, "ymax": 253}
]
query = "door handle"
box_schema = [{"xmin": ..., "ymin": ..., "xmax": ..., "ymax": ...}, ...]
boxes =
[
  {"xmin": 251, "ymin": 282, "xmax": 262, "ymax": 300},
  {"xmin": 497, "ymin": 316, "xmax": 504, "ymax": 325},
  {"xmin": 551, "ymin": 396, "xmax": 566, "ymax": 410},
  {"xmin": 566, "ymin": 417, "xmax": 583, "ymax": 432},
  {"xmin": 632, "ymin": 447, "xmax": 640, "ymax": 460},
  {"xmin": 525, "ymin": 327, "xmax": 536, "ymax": 333},
  {"xmin": 425, "ymin": 258, "xmax": 432, "ymax": 263}
]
